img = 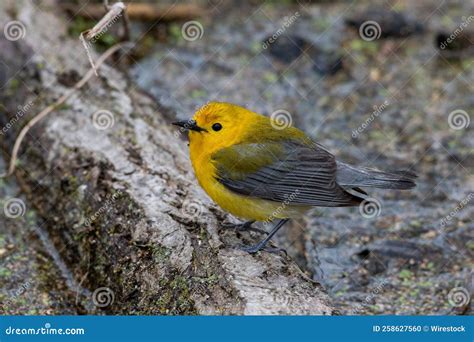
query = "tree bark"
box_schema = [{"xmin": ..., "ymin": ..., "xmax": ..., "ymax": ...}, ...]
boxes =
[{"xmin": 0, "ymin": 0, "xmax": 334, "ymax": 315}]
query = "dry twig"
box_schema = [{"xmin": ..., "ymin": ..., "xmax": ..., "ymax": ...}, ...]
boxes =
[{"xmin": 80, "ymin": 1, "xmax": 127, "ymax": 75}]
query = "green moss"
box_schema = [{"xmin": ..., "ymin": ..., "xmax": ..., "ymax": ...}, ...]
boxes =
[
  {"xmin": 418, "ymin": 280, "xmax": 432, "ymax": 287},
  {"xmin": 263, "ymin": 72, "xmax": 278, "ymax": 84},
  {"xmin": 461, "ymin": 58, "xmax": 474, "ymax": 70},
  {"xmin": 155, "ymin": 274, "xmax": 196, "ymax": 314},
  {"xmin": 190, "ymin": 89, "xmax": 207, "ymax": 99},
  {"xmin": 425, "ymin": 262, "xmax": 435, "ymax": 270},
  {"xmin": 168, "ymin": 23, "xmax": 183, "ymax": 43},
  {"xmin": 192, "ymin": 274, "xmax": 218, "ymax": 286},
  {"xmin": 250, "ymin": 41, "xmax": 263, "ymax": 54},
  {"xmin": 9, "ymin": 78, "xmax": 20, "ymax": 91},
  {"xmin": 313, "ymin": 17, "xmax": 332, "ymax": 31},
  {"xmin": 56, "ymin": 103, "xmax": 72, "ymax": 111},
  {"xmin": 398, "ymin": 269, "xmax": 413, "ymax": 280},
  {"xmin": 68, "ymin": 17, "xmax": 93, "ymax": 37},
  {"xmin": 68, "ymin": 175, "xmax": 79, "ymax": 190},
  {"xmin": 0, "ymin": 267, "xmax": 13, "ymax": 277},
  {"xmin": 25, "ymin": 210, "xmax": 36, "ymax": 226},
  {"xmin": 350, "ymin": 39, "xmax": 379, "ymax": 55},
  {"xmin": 466, "ymin": 241, "xmax": 474, "ymax": 251},
  {"xmin": 152, "ymin": 245, "xmax": 171, "ymax": 262}
]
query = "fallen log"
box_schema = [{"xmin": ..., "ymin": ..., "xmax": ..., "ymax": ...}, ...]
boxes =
[{"xmin": 0, "ymin": 0, "xmax": 334, "ymax": 315}]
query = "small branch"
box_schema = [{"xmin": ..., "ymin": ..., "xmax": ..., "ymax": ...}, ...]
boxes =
[
  {"xmin": 83, "ymin": 2, "xmax": 126, "ymax": 41},
  {"xmin": 80, "ymin": 1, "xmax": 127, "ymax": 75},
  {"xmin": 0, "ymin": 42, "xmax": 133, "ymax": 178}
]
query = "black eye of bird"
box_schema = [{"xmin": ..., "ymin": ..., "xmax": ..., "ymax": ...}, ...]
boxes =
[{"xmin": 212, "ymin": 123, "xmax": 222, "ymax": 131}]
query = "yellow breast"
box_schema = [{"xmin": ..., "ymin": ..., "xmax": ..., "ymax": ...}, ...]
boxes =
[{"xmin": 190, "ymin": 144, "xmax": 307, "ymax": 222}]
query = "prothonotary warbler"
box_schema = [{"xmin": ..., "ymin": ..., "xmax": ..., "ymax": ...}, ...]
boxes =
[{"xmin": 173, "ymin": 102, "xmax": 416, "ymax": 253}]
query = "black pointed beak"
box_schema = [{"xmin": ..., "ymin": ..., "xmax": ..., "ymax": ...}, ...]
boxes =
[{"xmin": 172, "ymin": 120, "xmax": 207, "ymax": 132}]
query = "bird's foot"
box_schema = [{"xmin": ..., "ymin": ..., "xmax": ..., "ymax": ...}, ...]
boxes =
[
  {"xmin": 222, "ymin": 220, "xmax": 267, "ymax": 235},
  {"xmin": 238, "ymin": 243, "xmax": 286, "ymax": 255}
]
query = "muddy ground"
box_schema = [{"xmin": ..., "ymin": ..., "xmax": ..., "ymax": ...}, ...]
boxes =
[{"xmin": 1, "ymin": 0, "xmax": 472, "ymax": 314}]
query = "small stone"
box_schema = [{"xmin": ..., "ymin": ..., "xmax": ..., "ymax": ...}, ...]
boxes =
[{"xmin": 421, "ymin": 230, "xmax": 437, "ymax": 239}]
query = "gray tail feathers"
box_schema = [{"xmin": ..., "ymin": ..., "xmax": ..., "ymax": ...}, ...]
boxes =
[{"xmin": 336, "ymin": 162, "xmax": 417, "ymax": 190}]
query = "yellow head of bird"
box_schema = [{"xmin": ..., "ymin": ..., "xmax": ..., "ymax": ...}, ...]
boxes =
[{"xmin": 177, "ymin": 102, "xmax": 257, "ymax": 153}]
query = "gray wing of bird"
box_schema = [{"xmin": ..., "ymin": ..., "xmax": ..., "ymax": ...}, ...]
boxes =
[{"xmin": 211, "ymin": 140, "xmax": 362, "ymax": 207}]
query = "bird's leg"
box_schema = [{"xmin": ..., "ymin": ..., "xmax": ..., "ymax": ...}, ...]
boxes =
[
  {"xmin": 222, "ymin": 220, "xmax": 267, "ymax": 234},
  {"xmin": 240, "ymin": 219, "xmax": 290, "ymax": 254}
]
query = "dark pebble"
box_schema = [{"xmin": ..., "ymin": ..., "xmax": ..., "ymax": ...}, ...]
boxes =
[{"xmin": 345, "ymin": 9, "xmax": 424, "ymax": 38}]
